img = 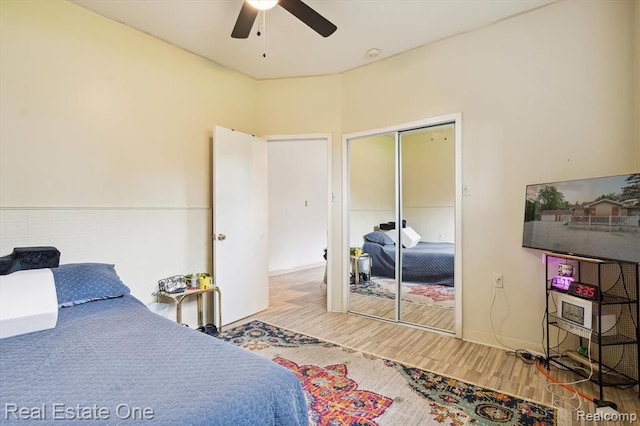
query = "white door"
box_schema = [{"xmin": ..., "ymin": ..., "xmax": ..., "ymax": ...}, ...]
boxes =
[{"xmin": 213, "ymin": 126, "xmax": 268, "ymax": 325}]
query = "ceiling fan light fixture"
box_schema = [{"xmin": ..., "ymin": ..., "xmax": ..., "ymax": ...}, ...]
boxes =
[
  {"xmin": 247, "ymin": 0, "xmax": 278, "ymax": 11},
  {"xmin": 232, "ymin": 0, "xmax": 336, "ymax": 39}
]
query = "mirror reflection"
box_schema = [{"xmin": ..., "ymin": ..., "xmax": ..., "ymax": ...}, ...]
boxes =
[
  {"xmin": 348, "ymin": 123, "xmax": 455, "ymax": 333},
  {"xmin": 348, "ymin": 133, "xmax": 396, "ymax": 321}
]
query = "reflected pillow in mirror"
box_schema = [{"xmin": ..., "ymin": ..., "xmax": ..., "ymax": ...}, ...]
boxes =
[
  {"xmin": 363, "ymin": 231, "xmax": 395, "ymax": 246},
  {"xmin": 401, "ymin": 227, "xmax": 421, "ymax": 249}
]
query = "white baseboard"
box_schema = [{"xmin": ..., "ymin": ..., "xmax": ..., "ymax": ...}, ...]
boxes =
[
  {"xmin": 463, "ymin": 329, "xmax": 546, "ymax": 355},
  {"xmin": 269, "ymin": 261, "xmax": 325, "ymax": 277}
]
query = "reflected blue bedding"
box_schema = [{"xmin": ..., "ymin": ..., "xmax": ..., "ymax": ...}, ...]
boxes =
[
  {"xmin": 363, "ymin": 241, "xmax": 454, "ymax": 285},
  {"xmin": 0, "ymin": 295, "xmax": 308, "ymax": 425}
]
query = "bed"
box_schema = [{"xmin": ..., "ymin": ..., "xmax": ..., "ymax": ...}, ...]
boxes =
[
  {"xmin": 362, "ymin": 231, "xmax": 454, "ymax": 286},
  {"xmin": 0, "ymin": 262, "xmax": 308, "ymax": 425}
]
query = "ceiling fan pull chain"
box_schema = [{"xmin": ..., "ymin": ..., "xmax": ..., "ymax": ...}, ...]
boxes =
[{"xmin": 262, "ymin": 10, "xmax": 267, "ymax": 58}]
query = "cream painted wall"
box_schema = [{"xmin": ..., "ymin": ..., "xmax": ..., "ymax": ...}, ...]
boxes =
[
  {"xmin": 0, "ymin": 0, "xmax": 258, "ymax": 326},
  {"xmin": 402, "ymin": 127, "xmax": 455, "ymax": 243},
  {"xmin": 349, "ymin": 134, "xmax": 395, "ymax": 247},
  {"xmin": 1, "ymin": 0, "xmax": 257, "ymax": 208},
  {"xmin": 350, "ymin": 135, "xmax": 395, "ymax": 211},
  {"xmin": 341, "ymin": 0, "xmax": 637, "ymax": 350},
  {"xmin": 402, "ymin": 130, "xmax": 455, "ymax": 209}
]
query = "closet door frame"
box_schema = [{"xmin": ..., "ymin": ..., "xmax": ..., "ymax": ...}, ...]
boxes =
[{"xmin": 342, "ymin": 113, "xmax": 463, "ymax": 338}]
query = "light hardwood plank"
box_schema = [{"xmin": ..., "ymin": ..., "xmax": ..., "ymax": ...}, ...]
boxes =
[{"xmin": 228, "ymin": 267, "xmax": 639, "ymax": 424}]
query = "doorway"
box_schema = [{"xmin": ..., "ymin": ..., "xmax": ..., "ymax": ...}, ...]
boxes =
[
  {"xmin": 267, "ymin": 134, "xmax": 332, "ymax": 311},
  {"xmin": 344, "ymin": 115, "xmax": 462, "ymax": 336}
]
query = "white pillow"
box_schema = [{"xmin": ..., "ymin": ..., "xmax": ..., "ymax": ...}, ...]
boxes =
[
  {"xmin": 384, "ymin": 229, "xmax": 397, "ymax": 243},
  {"xmin": 401, "ymin": 227, "xmax": 421, "ymax": 248},
  {"xmin": 384, "ymin": 227, "xmax": 421, "ymax": 248},
  {"xmin": 0, "ymin": 269, "xmax": 58, "ymax": 339}
]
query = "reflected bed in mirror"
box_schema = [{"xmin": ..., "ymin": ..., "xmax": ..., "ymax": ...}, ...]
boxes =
[
  {"xmin": 362, "ymin": 230, "xmax": 454, "ymax": 285},
  {"xmin": 350, "ymin": 229, "xmax": 455, "ymax": 331}
]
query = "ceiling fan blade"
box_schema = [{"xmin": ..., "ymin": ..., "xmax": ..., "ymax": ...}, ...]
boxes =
[
  {"xmin": 279, "ymin": 0, "xmax": 337, "ymax": 37},
  {"xmin": 231, "ymin": 2, "xmax": 259, "ymax": 39}
]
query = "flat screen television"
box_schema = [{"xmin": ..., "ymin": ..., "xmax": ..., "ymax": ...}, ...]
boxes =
[{"xmin": 522, "ymin": 173, "xmax": 640, "ymax": 264}]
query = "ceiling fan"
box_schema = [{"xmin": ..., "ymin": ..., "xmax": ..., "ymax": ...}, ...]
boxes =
[{"xmin": 231, "ymin": 0, "xmax": 337, "ymax": 39}]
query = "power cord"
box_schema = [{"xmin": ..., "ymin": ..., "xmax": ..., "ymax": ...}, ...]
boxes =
[
  {"xmin": 536, "ymin": 359, "xmax": 591, "ymax": 407},
  {"xmin": 544, "ymin": 333, "xmax": 594, "ymax": 412},
  {"xmin": 506, "ymin": 349, "xmax": 544, "ymax": 364},
  {"xmin": 488, "ymin": 279, "xmax": 516, "ymax": 351}
]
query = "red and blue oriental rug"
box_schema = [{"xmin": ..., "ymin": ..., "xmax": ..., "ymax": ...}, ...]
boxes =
[
  {"xmin": 351, "ymin": 279, "xmax": 455, "ymax": 309},
  {"xmin": 221, "ymin": 320, "xmax": 557, "ymax": 425}
]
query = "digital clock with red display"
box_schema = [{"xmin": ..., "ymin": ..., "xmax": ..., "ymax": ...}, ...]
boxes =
[
  {"xmin": 551, "ymin": 275, "xmax": 599, "ymax": 301},
  {"xmin": 570, "ymin": 282, "xmax": 599, "ymax": 301}
]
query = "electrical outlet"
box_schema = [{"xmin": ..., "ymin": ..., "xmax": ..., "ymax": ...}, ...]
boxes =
[{"xmin": 493, "ymin": 273, "xmax": 503, "ymax": 288}]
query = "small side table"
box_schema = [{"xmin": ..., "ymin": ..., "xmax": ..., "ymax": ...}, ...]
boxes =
[
  {"xmin": 350, "ymin": 253, "xmax": 371, "ymax": 284},
  {"xmin": 157, "ymin": 286, "xmax": 222, "ymax": 331}
]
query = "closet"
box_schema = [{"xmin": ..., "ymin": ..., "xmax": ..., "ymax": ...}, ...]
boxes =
[{"xmin": 345, "ymin": 116, "xmax": 461, "ymax": 334}]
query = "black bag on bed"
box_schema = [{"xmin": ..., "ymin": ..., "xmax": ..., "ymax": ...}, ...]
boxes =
[
  {"xmin": 0, "ymin": 246, "xmax": 61, "ymax": 275},
  {"xmin": 379, "ymin": 220, "xmax": 407, "ymax": 230}
]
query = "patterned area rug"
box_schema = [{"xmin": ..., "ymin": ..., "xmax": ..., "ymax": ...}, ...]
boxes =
[
  {"xmin": 351, "ymin": 278, "xmax": 454, "ymax": 309},
  {"xmin": 221, "ymin": 320, "xmax": 556, "ymax": 425}
]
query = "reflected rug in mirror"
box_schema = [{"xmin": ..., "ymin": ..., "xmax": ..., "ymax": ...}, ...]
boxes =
[
  {"xmin": 221, "ymin": 320, "xmax": 557, "ymax": 425},
  {"xmin": 351, "ymin": 278, "xmax": 454, "ymax": 309}
]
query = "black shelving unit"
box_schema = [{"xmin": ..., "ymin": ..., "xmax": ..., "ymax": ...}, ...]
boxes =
[{"xmin": 544, "ymin": 252, "xmax": 639, "ymax": 401}]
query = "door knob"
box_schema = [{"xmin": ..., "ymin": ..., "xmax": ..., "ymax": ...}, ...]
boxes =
[{"xmin": 217, "ymin": 234, "xmax": 227, "ymax": 241}]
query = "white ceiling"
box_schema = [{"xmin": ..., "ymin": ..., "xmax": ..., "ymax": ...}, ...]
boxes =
[{"xmin": 71, "ymin": 0, "xmax": 558, "ymax": 80}]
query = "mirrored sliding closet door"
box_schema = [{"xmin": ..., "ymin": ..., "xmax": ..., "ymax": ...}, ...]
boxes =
[
  {"xmin": 347, "ymin": 133, "xmax": 397, "ymax": 321},
  {"xmin": 347, "ymin": 120, "xmax": 458, "ymax": 334}
]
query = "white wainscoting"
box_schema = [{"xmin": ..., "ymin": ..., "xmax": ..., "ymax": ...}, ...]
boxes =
[
  {"xmin": 403, "ymin": 207, "xmax": 455, "ymax": 243},
  {"xmin": 349, "ymin": 207, "xmax": 454, "ymax": 247},
  {"xmin": 0, "ymin": 207, "xmax": 211, "ymax": 327}
]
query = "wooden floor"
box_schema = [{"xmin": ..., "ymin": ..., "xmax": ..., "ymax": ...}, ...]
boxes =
[
  {"xmin": 348, "ymin": 286, "xmax": 454, "ymax": 331},
  {"xmin": 229, "ymin": 267, "xmax": 640, "ymax": 424}
]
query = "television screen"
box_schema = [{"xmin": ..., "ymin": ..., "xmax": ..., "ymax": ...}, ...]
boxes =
[{"xmin": 522, "ymin": 173, "xmax": 640, "ymax": 264}]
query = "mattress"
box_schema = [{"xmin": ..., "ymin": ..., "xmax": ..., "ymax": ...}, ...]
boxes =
[
  {"xmin": 363, "ymin": 241, "xmax": 454, "ymax": 285},
  {"xmin": 0, "ymin": 294, "xmax": 308, "ymax": 425}
]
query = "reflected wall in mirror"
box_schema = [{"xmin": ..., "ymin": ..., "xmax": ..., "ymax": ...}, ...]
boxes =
[
  {"xmin": 347, "ymin": 122, "xmax": 456, "ymax": 333},
  {"xmin": 348, "ymin": 133, "xmax": 396, "ymax": 321},
  {"xmin": 399, "ymin": 125, "xmax": 455, "ymax": 331}
]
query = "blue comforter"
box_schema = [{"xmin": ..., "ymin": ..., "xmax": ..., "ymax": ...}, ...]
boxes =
[
  {"xmin": 0, "ymin": 295, "xmax": 308, "ymax": 425},
  {"xmin": 363, "ymin": 241, "xmax": 454, "ymax": 285}
]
